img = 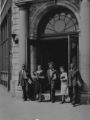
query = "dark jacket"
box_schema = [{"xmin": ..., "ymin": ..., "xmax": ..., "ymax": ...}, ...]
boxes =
[
  {"xmin": 68, "ymin": 69, "xmax": 79, "ymax": 87},
  {"xmin": 18, "ymin": 70, "xmax": 28, "ymax": 86}
]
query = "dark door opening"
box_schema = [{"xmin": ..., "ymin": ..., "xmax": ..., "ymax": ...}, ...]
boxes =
[
  {"xmin": 37, "ymin": 38, "xmax": 68, "ymax": 91},
  {"xmin": 40, "ymin": 39, "xmax": 68, "ymax": 70},
  {"xmin": 35, "ymin": 34, "xmax": 79, "ymax": 92}
]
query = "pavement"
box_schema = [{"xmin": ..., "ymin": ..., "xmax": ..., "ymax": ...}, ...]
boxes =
[{"xmin": 0, "ymin": 85, "xmax": 90, "ymax": 120}]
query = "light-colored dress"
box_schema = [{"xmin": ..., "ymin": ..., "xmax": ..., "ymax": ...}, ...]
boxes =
[{"xmin": 60, "ymin": 72, "xmax": 68, "ymax": 95}]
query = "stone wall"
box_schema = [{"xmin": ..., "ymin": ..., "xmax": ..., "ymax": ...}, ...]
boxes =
[
  {"xmin": 11, "ymin": 0, "xmax": 20, "ymax": 96},
  {"xmin": 10, "ymin": 0, "xmax": 90, "ymax": 99}
]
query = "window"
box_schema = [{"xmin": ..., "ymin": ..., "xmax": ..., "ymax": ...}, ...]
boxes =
[
  {"xmin": 45, "ymin": 12, "xmax": 78, "ymax": 34},
  {"xmin": 38, "ymin": 7, "xmax": 78, "ymax": 36}
]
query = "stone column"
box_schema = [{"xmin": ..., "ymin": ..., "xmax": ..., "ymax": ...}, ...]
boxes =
[
  {"xmin": 14, "ymin": 2, "xmax": 30, "ymax": 98},
  {"xmin": 30, "ymin": 44, "xmax": 37, "ymax": 76},
  {"xmin": 79, "ymin": 0, "xmax": 90, "ymax": 90},
  {"xmin": 19, "ymin": 7, "xmax": 29, "ymax": 69}
]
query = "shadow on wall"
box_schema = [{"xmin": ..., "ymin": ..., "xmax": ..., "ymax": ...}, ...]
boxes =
[
  {"xmin": 80, "ymin": 80, "xmax": 90, "ymax": 105},
  {"xmin": 76, "ymin": 72, "xmax": 90, "ymax": 104},
  {"xmin": 78, "ymin": 72, "xmax": 90, "ymax": 92},
  {"xmin": 81, "ymin": 81, "xmax": 90, "ymax": 92}
]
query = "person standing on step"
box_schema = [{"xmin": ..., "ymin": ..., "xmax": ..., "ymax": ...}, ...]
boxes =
[
  {"xmin": 68, "ymin": 63, "xmax": 82, "ymax": 107},
  {"xmin": 32, "ymin": 65, "xmax": 45, "ymax": 102},
  {"xmin": 47, "ymin": 62, "xmax": 57, "ymax": 103},
  {"xmin": 59, "ymin": 66, "xmax": 68, "ymax": 104},
  {"xmin": 18, "ymin": 64, "xmax": 28, "ymax": 101}
]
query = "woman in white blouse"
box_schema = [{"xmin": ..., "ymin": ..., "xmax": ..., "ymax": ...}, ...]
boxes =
[{"xmin": 60, "ymin": 66, "xmax": 68, "ymax": 104}]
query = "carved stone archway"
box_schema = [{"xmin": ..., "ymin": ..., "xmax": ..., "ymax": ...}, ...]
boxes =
[
  {"xmin": 29, "ymin": 1, "xmax": 80, "ymax": 38},
  {"xmin": 29, "ymin": 1, "xmax": 80, "ymax": 76}
]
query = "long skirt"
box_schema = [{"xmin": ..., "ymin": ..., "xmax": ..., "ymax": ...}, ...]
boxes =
[{"xmin": 61, "ymin": 81, "xmax": 68, "ymax": 95}]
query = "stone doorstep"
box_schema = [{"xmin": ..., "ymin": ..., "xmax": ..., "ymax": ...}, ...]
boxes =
[
  {"xmin": 14, "ymin": 87, "xmax": 90, "ymax": 104},
  {"xmin": 80, "ymin": 91, "xmax": 90, "ymax": 104},
  {"xmin": 15, "ymin": 89, "xmax": 69, "ymax": 101}
]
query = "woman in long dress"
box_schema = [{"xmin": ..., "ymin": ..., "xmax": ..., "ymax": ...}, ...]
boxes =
[{"xmin": 59, "ymin": 66, "xmax": 68, "ymax": 104}]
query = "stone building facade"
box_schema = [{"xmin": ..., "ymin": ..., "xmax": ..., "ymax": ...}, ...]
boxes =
[
  {"xmin": 0, "ymin": 0, "xmax": 90, "ymax": 97},
  {"xmin": 0, "ymin": 0, "xmax": 12, "ymax": 90}
]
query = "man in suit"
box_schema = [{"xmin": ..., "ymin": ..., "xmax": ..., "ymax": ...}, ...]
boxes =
[
  {"xmin": 18, "ymin": 64, "xmax": 28, "ymax": 101},
  {"xmin": 68, "ymin": 63, "xmax": 81, "ymax": 106},
  {"xmin": 47, "ymin": 62, "xmax": 57, "ymax": 103}
]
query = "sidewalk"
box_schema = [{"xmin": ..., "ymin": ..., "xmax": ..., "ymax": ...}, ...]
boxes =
[{"xmin": 0, "ymin": 85, "xmax": 90, "ymax": 120}]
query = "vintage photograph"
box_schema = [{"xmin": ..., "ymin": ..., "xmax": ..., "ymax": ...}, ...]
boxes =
[{"xmin": 0, "ymin": 0, "xmax": 90, "ymax": 120}]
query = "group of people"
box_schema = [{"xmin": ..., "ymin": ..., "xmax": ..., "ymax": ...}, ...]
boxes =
[{"xmin": 18, "ymin": 62, "xmax": 83, "ymax": 107}]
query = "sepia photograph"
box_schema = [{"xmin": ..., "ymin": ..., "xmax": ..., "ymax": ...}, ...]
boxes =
[{"xmin": 0, "ymin": 0, "xmax": 90, "ymax": 120}]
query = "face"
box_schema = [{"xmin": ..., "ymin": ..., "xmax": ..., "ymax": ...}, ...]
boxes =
[
  {"xmin": 37, "ymin": 65, "xmax": 42, "ymax": 71},
  {"xmin": 60, "ymin": 67, "xmax": 64, "ymax": 73},
  {"xmin": 70, "ymin": 64, "xmax": 74, "ymax": 69},
  {"xmin": 49, "ymin": 64, "xmax": 53, "ymax": 69},
  {"xmin": 22, "ymin": 65, "xmax": 25, "ymax": 70}
]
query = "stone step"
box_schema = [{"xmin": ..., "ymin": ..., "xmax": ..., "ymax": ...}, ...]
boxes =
[{"xmin": 80, "ymin": 91, "xmax": 90, "ymax": 104}]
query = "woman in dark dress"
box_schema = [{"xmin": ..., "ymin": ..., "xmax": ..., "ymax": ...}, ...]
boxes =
[{"xmin": 32, "ymin": 65, "xmax": 45, "ymax": 102}]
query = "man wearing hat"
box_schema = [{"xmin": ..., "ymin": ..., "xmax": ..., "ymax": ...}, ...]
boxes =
[{"xmin": 47, "ymin": 62, "xmax": 57, "ymax": 103}]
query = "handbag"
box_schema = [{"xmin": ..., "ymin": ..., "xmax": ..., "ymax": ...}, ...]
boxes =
[{"xmin": 17, "ymin": 85, "xmax": 22, "ymax": 91}]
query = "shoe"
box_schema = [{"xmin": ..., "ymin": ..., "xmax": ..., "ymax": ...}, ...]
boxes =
[
  {"xmin": 72, "ymin": 102, "xmax": 76, "ymax": 107},
  {"xmin": 52, "ymin": 100, "xmax": 55, "ymax": 103},
  {"xmin": 24, "ymin": 99, "xmax": 27, "ymax": 101},
  {"xmin": 38, "ymin": 99, "xmax": 42, "ymax": 102},
  {"xmin": 60, "ymin": 101, "xmax": 65, "ymax": 104},
  {"xmin": 38, "ymin": 97, "xmax": 42, "ymax": 102},
  {"xmin": 73, "ymin": 104, "xmax": 76, "ymax": 107},
  {"xmin": 52, "ymin": 101, "xmax": 55, "ymax": 103}
]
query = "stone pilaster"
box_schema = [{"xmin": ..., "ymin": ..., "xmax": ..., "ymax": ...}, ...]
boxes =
[
  {"xmin": 79, "ymin": 0, "xmax": 90, "ymax": 90},
  {"xmin": 19, "ymin": 7, "xmax": 29, "ymax": 69}
]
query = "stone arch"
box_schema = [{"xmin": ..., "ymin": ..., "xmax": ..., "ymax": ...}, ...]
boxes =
[{"xmin": 29, "ymin": 1, "xmax": 80, "ymax": 38}]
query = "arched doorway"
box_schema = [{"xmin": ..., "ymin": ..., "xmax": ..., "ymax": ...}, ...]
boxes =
[{"xmin": 35, "ymin": 6, "xmax": 79, "ymax": 90}]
